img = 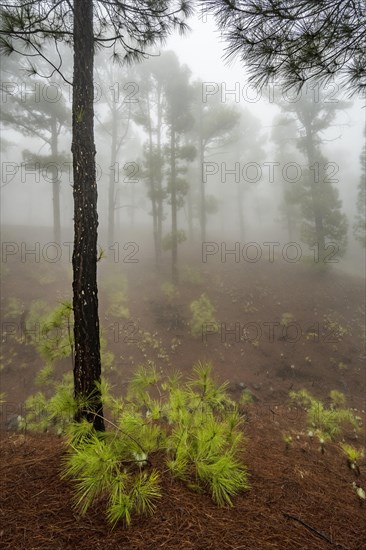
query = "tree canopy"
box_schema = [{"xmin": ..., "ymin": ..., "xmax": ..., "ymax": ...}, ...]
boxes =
[
  {"xmin": 205, "ymin": 0, "xmax": 366, "ymax": 96},
  {"xmin": 0, "ymin": 0, "xmax": 193, "ymax": 78}
]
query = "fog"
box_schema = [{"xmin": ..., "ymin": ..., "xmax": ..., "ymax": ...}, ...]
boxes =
[{"xmin": 0, "ymin": 12, "xmax": 365, "ymax": 280}]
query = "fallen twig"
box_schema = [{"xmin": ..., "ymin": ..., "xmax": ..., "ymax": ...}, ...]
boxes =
[{"xmin": 283, "ymin": 512, "xmax": 351, "ymax": 549}]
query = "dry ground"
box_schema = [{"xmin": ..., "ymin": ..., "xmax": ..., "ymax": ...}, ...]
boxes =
[{"xmin": 1, "ymin": 226, "xmax": 365, "ymax": 549}]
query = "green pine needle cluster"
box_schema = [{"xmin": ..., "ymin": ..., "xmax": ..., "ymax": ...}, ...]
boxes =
[
  {"xmin": 164, "ymin": 364, "xmax": 249, "ymax": 507},
  {"xmin": 62, "ymin": 432, "xmax": 161, "ymax": 527},
  {"xmin": 289, "ymin": 389, "xmax": 360, "ymax": 443},
  {"xmin": 21, "ymin": 370, "xmax": 76, "ymax": 434},
  {"xmin": 25, "ymin": 299, "xmax": 113, "ymax": 372},
  {"xmin": 340, "ymin": 442, "xmax": 364, "ymax": 474},
  {"xmin": 24, "ymin": 300, "xmax": 73, "ymax": 362},
  {"xmin": 26, "ymin": 360, "xmax": 249, "ymax": 526},
  {"xmin": 340, "ymin": 443, "xmax": 364, "ymax": 463}
]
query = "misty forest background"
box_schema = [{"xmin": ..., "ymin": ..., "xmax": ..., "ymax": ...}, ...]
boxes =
[{"xmin": 1, "ymin": 45, "xmax": 365, "ymax": 279}]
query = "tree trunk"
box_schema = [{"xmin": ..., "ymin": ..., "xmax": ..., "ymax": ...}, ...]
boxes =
[
  {"xmin": 72, "ymin": 0, "xmax": 104, "ymax": 431},
  {"xmin": 199, "ymin": 140, "xmax": 206, "ymax": 243},
  {"xmin": 156, "ymin": 85, "xmax": 163, "ymax": 264},
  {"xmin": 199, "ymin": 106, "xmax": 206, "ymax": 243},
  {"xmin": 107, "ymin": 102, "xmax": 118, "ymax": 247},
  {"xmin": 51, "ymin": 114, "xmax": 61, "ymax": 244},
  {"xmin": 304, "ymin": 121, "xmax": 326, "ymax": 260},
  {"xmin": 170, "ymin": 127, "xmax": 178, "ymax": 285},
  {"xmin": 147, "ymin": 95, "xmax": 159, "ymax": 267}
]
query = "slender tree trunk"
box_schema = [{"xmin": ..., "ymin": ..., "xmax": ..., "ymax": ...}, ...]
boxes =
[
  {"xmin": 51, "ymin": 114, "xmax": 61, "ymax": 244},
  {"xmin": 200, "ymin": 140, "xmax": 206, "ymax": 243},
  {"xmin": 107, "ymin": 102, "xmax": 118, "ymax": 247},
  {"xmin": 156, "ymin": 86, "xmax": 163, "ymax": 263},
  {"xmin": 72, "ymin": 0, "xmax": 104, "ymax": 431},
  {"xmin": 199, "ymin": 106, "xmax": 206, "ymax": 242},
  {"xmin": 170, "ymin": 127, "xmax": 178, "ymax": 284},
  {"xmin": 147, "ymin": 95, "xmax": 159, "ymax": 267},
  {"xmin": 304, "ymin": 121, "xmax": 326, "ymax": 260}
]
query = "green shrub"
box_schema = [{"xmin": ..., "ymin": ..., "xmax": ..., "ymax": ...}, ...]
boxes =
[
  {"xmin": 37, "ymin": 301, "xmax": 74, "ymax": 363},
  {"xmin": 21, "ymin": 371, "xmax": 75, "ymax": 434},
  {"xmin": 190, "ymin": 294, "xmax": 216, "ymax": 338},
  {"xmin": 26, "ymin": 361, "xmax": 249, "ymax": 526},
  {"xmin": 24, "ymin": 300, "xmax": 71, "ymax": 360},
  {"xmin": 26, "ymin": 300, "xmax": 114, "ymax": 371},
  {"xmin": 161, "ymin": 281, "xmax": 179, "ymax": 302},
  {"xmin": 340, "ymin": 443, "xmax": 364, "ymax": 474},
  {"xmin": 289, "ymin": 389, "xmax": 360, "ymax": 445}
]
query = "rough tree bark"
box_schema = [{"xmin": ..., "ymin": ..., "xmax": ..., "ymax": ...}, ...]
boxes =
[{"xmin": 72, "ymin": 0, "xmax": 104, "ymax": 431}]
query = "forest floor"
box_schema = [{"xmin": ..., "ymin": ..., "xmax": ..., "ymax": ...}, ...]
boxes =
[{"xmin": 0, "ymin": 226, "xmax": 365, "ymax": 549}]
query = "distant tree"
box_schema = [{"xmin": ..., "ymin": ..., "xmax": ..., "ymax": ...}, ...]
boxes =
[
  {"xmin": 163, "ymin": 52, "xmax": 196, "ymax": 284},
  {"xmin": 133, "ymin": 51, "xmax": 197, "ymax": 277},
  {"xmin": 206, "ymin": 0, "xmax": 366, "ymax": 95},
  {"xmin": 0, "ymin": 58, "xmax": 71, "ymax": 243},
  {"xmin": 0, "ymin": 0, "xmax": 193, "ymax": 430},
  {"xmin": 353, "ymin": 127, "xmax": 366, "ymax": 247},
  {"xmin": 132, "ymin": 54, "xmax": 170, "ymax": 267},
  {"xmin": 94, "ymin": 59, "xmax": 133, "ymax": 247},
  {"xmin": 277, "ymin": 91, "xmax": 349, "ymax": 260},
  {"xmin": 192, "ymin": 83, "xmax": 239, "ymax": 242},
  {"xmin": 231, "ymin": 107, "xmax": 266, "ymax": 241},
  {"xmin": 271, "ymin": 114, "xmax": 302, "ymax": 241}
]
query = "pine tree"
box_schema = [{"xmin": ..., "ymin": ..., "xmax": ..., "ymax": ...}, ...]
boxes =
[
  {"xmin": 163, "ymin": 53, "xmax": 196, "ymax": 283},
  {"xmin": 276, "ymin": 90, "xmax": 349, "ymax": 261},
  {"xmin": 94, "ymin": 57, "xmax": 134, "ymax": 248},
  {"xmin": 0, "ymin": 55, "xmax": 71, "ymax": 243},
  {"xmin": 132, "ymin": 54, "xmax": 170, "ymax": 267},
  {"xmin": 271, "ymin": 113, "xmax": 303, "ymax": 242},
  {"xmin": 0, "ymin": 0, "xmax": 193, "ymax": 429},
  {"xmin": 191, "ymin": 83, "xmax": 239, "ymax": 242}
]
